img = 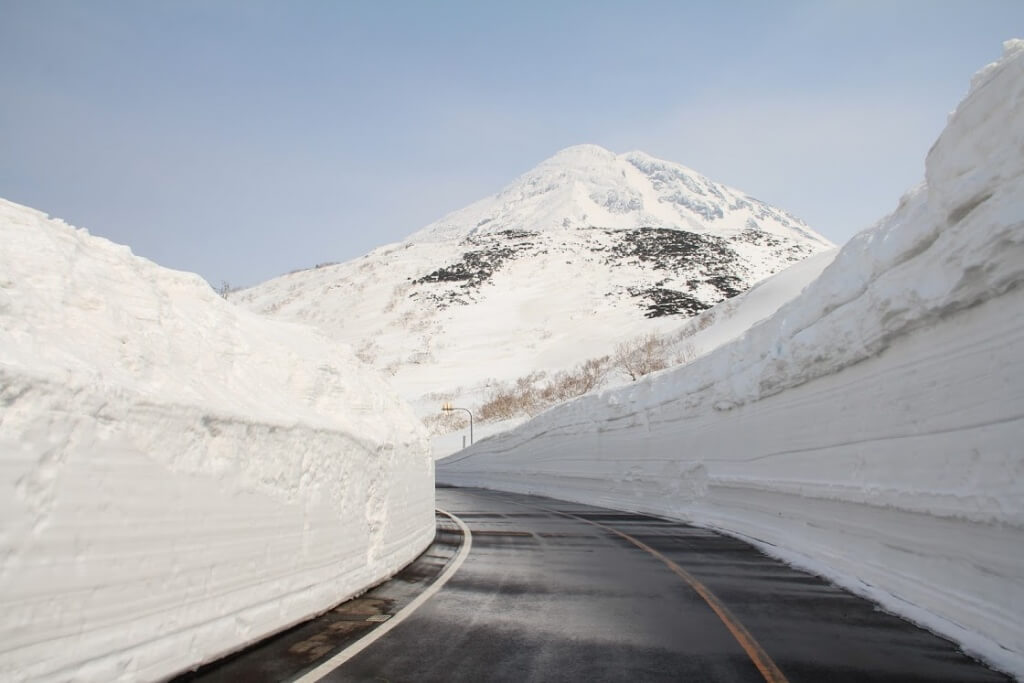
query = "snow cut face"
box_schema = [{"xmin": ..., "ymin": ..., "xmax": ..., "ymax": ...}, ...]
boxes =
[{"xmin": 0, "ymin": 199, "xmax": 435, "ymax": 682}]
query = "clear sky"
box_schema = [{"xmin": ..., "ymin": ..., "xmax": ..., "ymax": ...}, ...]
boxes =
[{"xmin": 2, "ymin": 1, "xmax": 1022, "ymax": 288}]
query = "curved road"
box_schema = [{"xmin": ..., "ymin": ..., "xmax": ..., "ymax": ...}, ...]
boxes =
[{"xmin": 183, "ymin": 486, "xmax": 1009, "ymax": 682}]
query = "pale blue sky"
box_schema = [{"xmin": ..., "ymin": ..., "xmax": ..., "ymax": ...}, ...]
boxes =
[{"xmin": 2, "ymin": 1, "xmax": 1021, "ymax": 287}]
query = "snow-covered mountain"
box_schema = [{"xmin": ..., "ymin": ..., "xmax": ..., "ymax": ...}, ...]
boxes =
[{"xmin": 235, "ymin": 145, "xmax": 833, "ymax": 435}]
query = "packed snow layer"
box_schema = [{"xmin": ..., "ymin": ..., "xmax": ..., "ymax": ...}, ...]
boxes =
[
  {"xmin": 439, "ymin": 40, "xmax": 1024, "ymax": 676},
  {"xmin": 0, "ymin": 199, "xmax": 435, "ymax": 682}
]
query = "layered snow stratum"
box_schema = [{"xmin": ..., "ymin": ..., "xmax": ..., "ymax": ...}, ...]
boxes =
[
  {"xmin": 438, "ymin": 41, "xmax": 1024, "ymax": 677},
  {"xmin": 0, "ymin": 201, "xmax": 434, "ymax": 682}
]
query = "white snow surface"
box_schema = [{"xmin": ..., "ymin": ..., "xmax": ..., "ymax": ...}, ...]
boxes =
[
  {"xmin": 235, "ymin": 144, "xmax": 832, "ymax": 452},
  {"xmin": 664, "ymin": 248, "xmax": 839, "ymax": 364},
  {"xmin": 409, "ymin": 143, "xmax": 831, "ymax": 247},
  {"xmin": 0, "ymin": 200, "xmax": 434, "ymax": 682},
  {"xmin": 427, "ymin": 247, "xmax": 838, "ymax": 458},
  {"xmin": 438, "ymin": 40, "xmax": 1024, "ymax": 677}
]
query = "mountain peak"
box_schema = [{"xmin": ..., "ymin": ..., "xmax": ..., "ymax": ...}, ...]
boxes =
[
  {"xmin": 408, "ymin": 146, "xmax": 831, "ymax": 249},
  {"xmin": 541, "ymin": 144, "xmax": 617, "ymax": 166}
]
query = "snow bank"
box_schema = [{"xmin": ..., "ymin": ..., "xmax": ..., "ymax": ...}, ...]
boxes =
[
  {"xmin": 439, "ymin": 41, "xmax": 1024, "ymax": 676},
  {"xmin": 0, "ymin": 200, "xmax": 434, "ymax": 682},
  {"xmin": 663, "ymin": 247, "xmax": 838, "ymax": 361}
]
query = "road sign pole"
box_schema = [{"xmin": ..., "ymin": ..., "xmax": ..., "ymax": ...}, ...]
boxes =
[{"xmin": 442, "ymin": 403, "xmax": 474, "ymax": 447}]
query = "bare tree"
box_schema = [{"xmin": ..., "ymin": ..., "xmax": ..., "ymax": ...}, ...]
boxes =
[
  {"xmin": 614, "ymin": 333, "xmax": 670, "ymax": 381},
  {"xmin": 578, "ymin": 355, "xmax": 611, "ymax": 391}
]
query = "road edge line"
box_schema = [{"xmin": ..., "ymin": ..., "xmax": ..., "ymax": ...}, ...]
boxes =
[{"xmin": 292, "ymin": 508, "xmax": 473, "ymax": 683}]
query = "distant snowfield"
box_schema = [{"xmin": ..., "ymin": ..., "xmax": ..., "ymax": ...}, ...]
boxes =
[
  {"xmin": 439, "ymin": 40, "xmax": 1024, "ymax": 677},
  {"xmin": 0, "ymin": 201, "xmax": 435, "ymax": 682}
]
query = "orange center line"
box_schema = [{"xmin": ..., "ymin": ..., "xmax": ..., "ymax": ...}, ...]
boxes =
[
  {"xmin": 504, "ymin": 495, "xmax": 789, "ymax": 683},
  {"xmin": 579, "ymin": 517, "xmax": 789, "ymax": 683}
]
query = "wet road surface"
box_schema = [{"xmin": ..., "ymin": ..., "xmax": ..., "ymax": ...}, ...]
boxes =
[{"xmin": 181, "ymin": 486, "xmax": 1010, "ymax": 682}]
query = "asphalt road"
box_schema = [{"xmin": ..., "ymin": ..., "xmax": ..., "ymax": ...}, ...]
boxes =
[{"xmin": 181, "ymin": 486, "xmax": 1010, "ymax": 682}]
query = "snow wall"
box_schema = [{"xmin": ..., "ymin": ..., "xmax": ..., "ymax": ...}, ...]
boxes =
[
  {"xmin": 0, "ymin": 201, "xmax": 435, "ymax": 681},
  {"xmin": 438, "ymin": 40, "xmax": 1024, "ymax": 677}
]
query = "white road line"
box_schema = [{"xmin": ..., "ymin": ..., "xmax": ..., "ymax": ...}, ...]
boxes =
[{"xmin": 292, "ymin": 508, "xmax": 473, "ymax": 683}]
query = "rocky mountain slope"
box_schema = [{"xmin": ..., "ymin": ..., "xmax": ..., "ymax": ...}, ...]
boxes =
[{"xmin": 233, "ymin": 145, "xmax": 833, "ymax": 439}]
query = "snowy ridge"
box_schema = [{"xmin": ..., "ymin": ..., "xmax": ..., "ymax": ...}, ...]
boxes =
[
  {"xmin": 235, "ymin": 146, "xmax": 832, "ymax": 453},
  {"xmin": 408, "ymin": 143, "xmax": 829, "ymax": 246},
  {"xmin": 0, "ymin": 200, "xmax": 434, "ymax": 682},
  {"xmin": 438, "ymin": 40, "xmax": 1024, "ymax": 676}
]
